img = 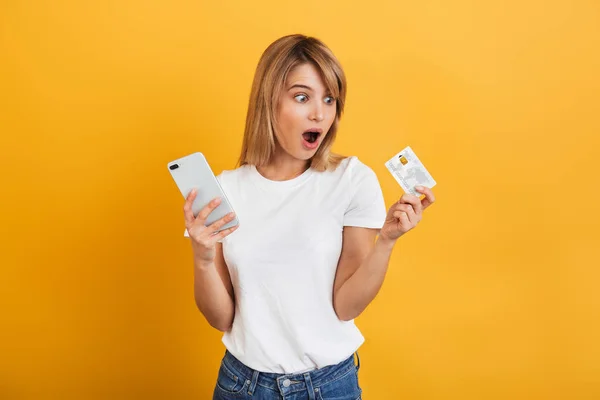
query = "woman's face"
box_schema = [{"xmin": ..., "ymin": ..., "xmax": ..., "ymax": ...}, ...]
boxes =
[{"xmin": 274, "ymin": 63, "xmax": 337, "ymax": 162}]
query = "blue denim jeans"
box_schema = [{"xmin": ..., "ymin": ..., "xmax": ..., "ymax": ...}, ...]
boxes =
[{"xmin": 213, "ymin": 350, "xmax": 362, "ymax": 400}]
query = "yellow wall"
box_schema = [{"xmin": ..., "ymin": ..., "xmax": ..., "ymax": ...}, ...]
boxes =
[{"xmin": 1, "ymin": 1, "xmax": 599, "ymax": 399}]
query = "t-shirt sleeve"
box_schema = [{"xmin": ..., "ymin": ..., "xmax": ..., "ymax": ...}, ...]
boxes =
[{"xmin": 343, "ymin": 159, "xmax": 387, "ymax": 229}]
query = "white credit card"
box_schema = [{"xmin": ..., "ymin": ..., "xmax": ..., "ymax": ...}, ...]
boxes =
[{"xmin": 385, "ymin": 146, "xmax": 436, "ymax": 196}]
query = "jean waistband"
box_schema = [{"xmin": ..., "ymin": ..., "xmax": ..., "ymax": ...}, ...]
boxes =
[{"xmin": 222, "ymin": 350, "xmax": 360, "ymax": 395}]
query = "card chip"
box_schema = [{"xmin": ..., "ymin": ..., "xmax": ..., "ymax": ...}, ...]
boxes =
[{"xmin": 385, "ymin": 146, "xmax": 437, "ymax": 196}]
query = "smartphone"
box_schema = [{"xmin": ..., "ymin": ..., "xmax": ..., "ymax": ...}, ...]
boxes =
[{"xmin": 167, "ymin": 152, "xmax": 238, "ymax": 233}]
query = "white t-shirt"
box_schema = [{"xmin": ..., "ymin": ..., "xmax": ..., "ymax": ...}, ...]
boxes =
[{"xmin": 185, "ymin": 156, "xmax": 386, "ymax": 373}]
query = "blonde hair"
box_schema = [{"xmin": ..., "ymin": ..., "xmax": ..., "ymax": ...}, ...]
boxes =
[{"xmin": 238, "ymin": 34, "xmax": 347, "ymax": 172}]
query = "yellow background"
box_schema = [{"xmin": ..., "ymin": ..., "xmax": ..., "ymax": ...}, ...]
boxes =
[{"xmin": 1, "ymin": 0, "xmax": 599, "ymax": 399}]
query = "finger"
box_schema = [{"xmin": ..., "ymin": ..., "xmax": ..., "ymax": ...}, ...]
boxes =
[
  {"xmin": 415, "ymin": 186, "xmax": 436, "ymax": 210},
  {"xmin": 213, "ymin": 224, "xmax": 239, "ymax": 241},
  {"xmin": 183, "ymin": 189, "xmax": 198, "ymax": 224},
  {"xmin": 393, "ymin": 210, "xmax": 407, "ymax": 220},
  {"xmin": 394, "ymin": 202, "xmax": 415, "ymax": 215},
  {"xmin": 398, "ymin": 193, "xmax": 423, "ymax": 215},
  {"xmin": 394, "ymin": 204, "xmax": 417, "ymax": 224},
  {"xmin": 405, "ymin": 204, "xmax": 418, "ymax": 223},
  {"xmin": 397, "ymin": 211, "xmax": 410, "ymax": 226},
  {"xmin": 207, "ymin": 212, "xmax": 237, "ymax": 234},
  {"xmin": 196, "ymin": 197, "xmax": 222, "ymax": 224}
]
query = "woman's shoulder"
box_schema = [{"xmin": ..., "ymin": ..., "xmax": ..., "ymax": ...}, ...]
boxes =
[
  {"xmin": 331, "ymin": 155, "xmax": 377, "ymax": 179},
  {"xmin": 216, "ymin": 164, "xmax": 252, "ymax": 184}
]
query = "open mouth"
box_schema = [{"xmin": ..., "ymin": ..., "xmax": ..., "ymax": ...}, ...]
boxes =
[{"xmin": 302, "ymin": 130, "xmax": 321, "ymax": 144}]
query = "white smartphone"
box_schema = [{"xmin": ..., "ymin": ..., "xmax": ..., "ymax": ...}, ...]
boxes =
[{"xmin": 167, "ymin": 152, "xmax": 238, "ymax": 233}]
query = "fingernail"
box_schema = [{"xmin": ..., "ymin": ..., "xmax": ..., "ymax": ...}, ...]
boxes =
[{"xmin": 415, "ymin": 186, "xmax": 424, "ymax": 191}]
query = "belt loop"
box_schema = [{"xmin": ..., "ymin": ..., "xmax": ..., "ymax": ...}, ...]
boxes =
[
  {"xmin": 354, "ymin": 351, "xmax": 361, "ymax": 371},
  {"xmin": 304, "ymin": 372, "xmax": 317, "ymax": 400},
  {"xmin": 247, "ymin": 370, "xmax": 259, "ymax": 396}
]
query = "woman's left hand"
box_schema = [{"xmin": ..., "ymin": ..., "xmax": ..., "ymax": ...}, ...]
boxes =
[{"xmin": 379, "ymin": 186, "xmax": 436, "ymax": 242}]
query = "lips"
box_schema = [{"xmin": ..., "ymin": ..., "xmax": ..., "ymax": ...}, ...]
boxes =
[{"xmin": 302, "ymin": 128, "xmax": 322, "ymax": 144}]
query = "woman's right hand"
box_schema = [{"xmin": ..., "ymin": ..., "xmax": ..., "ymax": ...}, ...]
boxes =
[{"xmin": 183, "ymin": 188, "xmax": 239, "ymax": 263}]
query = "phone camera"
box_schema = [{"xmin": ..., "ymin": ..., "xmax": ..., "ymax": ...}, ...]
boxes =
[{"xmin": 169, "ymin": 164, "xmax": 179, "ymax": 170}]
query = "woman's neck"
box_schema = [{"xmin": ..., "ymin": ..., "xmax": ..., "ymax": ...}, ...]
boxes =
[{"xmin": 256, "ymin": 152, "xmax": 310, "ymax": 181}]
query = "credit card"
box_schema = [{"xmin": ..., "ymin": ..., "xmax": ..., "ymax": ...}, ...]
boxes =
[{"xmin": 385, "ymin": 146, "xmax": 436, "ymax": 196}]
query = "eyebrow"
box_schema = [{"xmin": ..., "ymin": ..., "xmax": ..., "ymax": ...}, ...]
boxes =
[{"xmin": 287, "ymin": 84, "xmax": 313, "ymax": 91}]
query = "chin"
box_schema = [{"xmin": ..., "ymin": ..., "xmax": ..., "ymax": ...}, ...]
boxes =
[
  {"xmin": 295, "ymin": 153, "xmax": 314, "ymax": 161},
  {"xmin": 300, "ymin": 147, "xmax": 320, "ymax": 159}
]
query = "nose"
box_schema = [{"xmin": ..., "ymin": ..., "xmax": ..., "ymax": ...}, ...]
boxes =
[{"xmin": 309, "ymin": 102, "xmax": 324, "ymax": 122}]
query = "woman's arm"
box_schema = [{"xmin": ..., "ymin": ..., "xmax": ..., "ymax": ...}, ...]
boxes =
[
  {"xmin": 193, "ymin": 243, "xmax": 235, "ymax": 332},
  {"xmin": 333, "ymin": 228, "xmax": 393, "ymax": 321},
  {"xmin": 333, "ymin": 186, "xmax": 435, "ymax": 321}
]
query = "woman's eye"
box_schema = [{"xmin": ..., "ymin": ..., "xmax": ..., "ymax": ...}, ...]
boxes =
[
  {"xmin": 294, "ymin": 94, "xmax": 308, "ymax": 103},
  {"xmin": 324, "ymin": 96, "xmax": 335, "ymax": 105}
]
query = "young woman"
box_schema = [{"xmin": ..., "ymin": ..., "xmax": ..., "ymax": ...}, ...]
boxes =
[{"xmin": 183, "ymin": 34, "xmax": 436, "ymax": 400}]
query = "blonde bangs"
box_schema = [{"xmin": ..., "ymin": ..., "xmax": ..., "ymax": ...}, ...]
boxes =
[{"xmin": 304, "ymin": 45, "xmax": 344, "ymax": 108}]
